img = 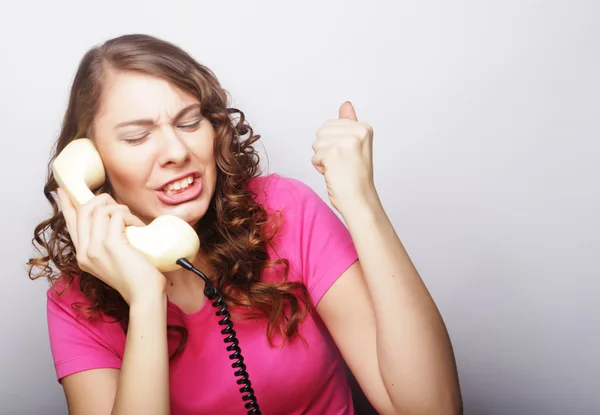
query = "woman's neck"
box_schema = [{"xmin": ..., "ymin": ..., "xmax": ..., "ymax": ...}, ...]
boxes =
[
  {"xmin": 163, "ymin": 254, "xmax": 214, "ymax": 313},
  {"xmin": 164, "ymin": 254, "xmax": 213, "ymax": 289}
]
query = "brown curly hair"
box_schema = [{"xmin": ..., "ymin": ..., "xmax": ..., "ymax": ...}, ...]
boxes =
[{"xmin": 27, "ymin": 34, "xmax": 310, "ymax": 357}]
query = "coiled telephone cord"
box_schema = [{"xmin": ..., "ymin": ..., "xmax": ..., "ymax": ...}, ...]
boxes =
[{"xmin": 177, "ymin": 258, "xmax": 262, "ymax": 415}]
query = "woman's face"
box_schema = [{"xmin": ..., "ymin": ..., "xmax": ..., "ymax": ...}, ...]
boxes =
[{"xmin": 91, "ymin": 70, "xmax": 217, "ymax": 226}]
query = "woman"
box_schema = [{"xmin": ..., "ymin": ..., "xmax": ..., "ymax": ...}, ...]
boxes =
[{"xmin": 28, "ymin": 34, "xmax": 462, "ymax": 415}]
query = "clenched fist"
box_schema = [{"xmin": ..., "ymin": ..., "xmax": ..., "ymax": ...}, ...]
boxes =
[{"xmin": 312, "ymin": 101, "xmax": 377, "ymax": 217}]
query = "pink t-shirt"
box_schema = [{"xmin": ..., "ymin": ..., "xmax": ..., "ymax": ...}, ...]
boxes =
[{"xmin": 47, "ymin": 174, "xmax": 359, "ymax": 414}]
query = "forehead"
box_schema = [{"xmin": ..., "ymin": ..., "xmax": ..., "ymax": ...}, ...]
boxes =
[{"xmin": 96, "ymin": 71, "xmax": 199, "ymax": 125}]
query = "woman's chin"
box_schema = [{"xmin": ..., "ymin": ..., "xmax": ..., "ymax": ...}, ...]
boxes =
[{"xmin": 156, "ymin": 200, "xmax": 207, "ymax": 227}]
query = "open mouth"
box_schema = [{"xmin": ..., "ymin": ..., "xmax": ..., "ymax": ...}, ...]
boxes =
[
  {"xmin": 156, "ymin": 174, "xmax": 203, "ymax": 205},
  {"xmin": 163, "ymin": 174, "xmax": 195, "ymax": 195}
]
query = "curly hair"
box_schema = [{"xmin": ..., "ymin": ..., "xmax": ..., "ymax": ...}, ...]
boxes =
[{"xmin": 27, "ymin": 34, "xmax": 310, "ymax": 358}]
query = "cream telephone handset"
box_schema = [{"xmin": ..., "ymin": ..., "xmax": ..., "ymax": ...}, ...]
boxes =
[
  {"xmin": 52, "ymin": 138, "xmax": 200, "ymax": 272},
  {"xmin": 52, "ymin": 138, "xmax": 262, "ymax": 414}
]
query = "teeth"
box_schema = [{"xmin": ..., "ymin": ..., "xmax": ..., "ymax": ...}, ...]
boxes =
[{"xmin": 165, "ymin": 175, "xmax": 194, "ymax": 192}]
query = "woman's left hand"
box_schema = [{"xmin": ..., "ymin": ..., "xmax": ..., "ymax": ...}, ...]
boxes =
[{"xmin": 312, "ymin": 101, "xmax": 377, "ymax": 217}]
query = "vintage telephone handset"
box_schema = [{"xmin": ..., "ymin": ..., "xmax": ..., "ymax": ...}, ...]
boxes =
[{"xmin": 52, "ymin": 138, "xmax": 262, "ymax": 415}]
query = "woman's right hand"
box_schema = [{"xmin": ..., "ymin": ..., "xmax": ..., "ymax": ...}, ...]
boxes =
[{"xmin": 57, "ymin": 188, "xmax": 167, "ymax": 305}]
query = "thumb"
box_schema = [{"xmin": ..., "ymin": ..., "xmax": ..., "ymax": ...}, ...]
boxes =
[{"xmin": 339, "ymin": 101, "xmax": 358, "ymax": 121}]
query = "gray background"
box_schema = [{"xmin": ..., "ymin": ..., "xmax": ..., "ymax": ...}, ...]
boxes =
[{"xmin": 1, "ymin": 0, "xmax": 598, "ymax": 414}]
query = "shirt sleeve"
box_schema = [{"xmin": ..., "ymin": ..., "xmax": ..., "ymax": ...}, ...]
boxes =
[
  {"xmin": 46, "ymin": 286, "xmax": 122, "ymax": 382},
  {"xmin": 269, "ymin": 175, "xmax": 359, "ymax": 307}
]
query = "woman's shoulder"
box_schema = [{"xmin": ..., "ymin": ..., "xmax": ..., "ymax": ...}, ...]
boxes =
[
  {"xmin": 46, "ymin": 274, "xmax": 90, "ymax": 314},
  {"xmin": 247, "ymin": 173, "xmax": 321, "ymax": 211},
  {"xmin": 46, "ymin": 274, "xmax": 126, "ymax": 343}
]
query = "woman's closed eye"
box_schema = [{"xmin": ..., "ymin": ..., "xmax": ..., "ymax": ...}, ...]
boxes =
[
  {"xmin": 177, "ymin": 119, "xmax": 202, "ymax": 131},
  {"xmin": 121, "ymin": 119, "xmax": 202, "ymax": 144},
  {"xmin": 123, "ymin": 132, "xmax": 150, "ymax": 144}
]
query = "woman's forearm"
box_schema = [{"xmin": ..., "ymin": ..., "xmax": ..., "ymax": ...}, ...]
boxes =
[
  {"xmin": 112, "ymin": 292, "xmax": 170, "ymax": 415},
  {"xmin": 343, "ymin": 193, "xmax": 462, "ymax": 415}
]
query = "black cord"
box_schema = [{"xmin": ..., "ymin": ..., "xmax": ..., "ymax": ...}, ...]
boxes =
[{"xmin": 176, "ymin": 258, "xmax": 262, "ymax": 415}]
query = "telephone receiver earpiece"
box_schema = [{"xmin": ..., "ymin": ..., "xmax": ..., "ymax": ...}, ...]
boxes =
[{"xmin": 52, "ymin": 138, "xmax": 200, "ymax": 272}]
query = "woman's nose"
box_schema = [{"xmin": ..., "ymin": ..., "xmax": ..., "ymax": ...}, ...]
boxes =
[{"xmin": 157, "ymin": 126, "xmax": 190, "ymax": 166}]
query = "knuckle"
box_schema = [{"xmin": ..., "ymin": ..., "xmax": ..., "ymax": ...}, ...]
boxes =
[
  {"xmin": 82, "ymin": 193, "xmax": 114, "ymax": 210},
  {"xmin": 102, "ymin": 238, "xmax": 116, "ymax": 252},
  {"xmin": 75, "ymin": 253, "xmax": 90, "ymax": 270},
  {"xmin": 357, "ymin": 123, "xmax": 372, "ymax": 137},
  {"xmin": 87, "ymin": 245, "xmax": 101, "ymax": 260},
  {"xmin": 111, "ymin": 211, "xmax": 125, "ymax": 224},
  {"xmin": 106, "ymin": 205, "xmax": 123, "ymax": 216},
  {"xmin": 97, "ymin": 193, "xmax": 115, "ymax": 202},
  {"xmin": 89, "ymin": 205, "xmax": 106, "ymax": 220},
  {"xmin": 89, "ymin": 203, "xmax": 102, "ymax": 213},
  {"xmin": 106, "ymin": 203, "xmax": 130, "ymax": 217},
  {"xmin": 312, "ymin": 133, "xmax": 326, "ymax": 149}
]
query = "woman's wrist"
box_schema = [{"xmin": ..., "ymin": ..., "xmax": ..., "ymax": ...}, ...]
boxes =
[
  {"xmin": 127, "ymin": 279, "xmax": 168, "ymax": 312},
  {"xmin": 129, "ymin": 293, "xmax": 168, "ymax": 320}
]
